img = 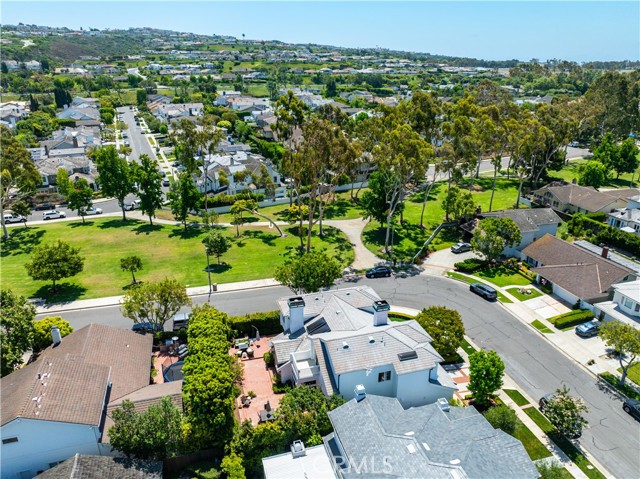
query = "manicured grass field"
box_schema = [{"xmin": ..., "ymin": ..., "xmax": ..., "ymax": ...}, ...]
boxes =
[
  {"xmin": 531, "ymin": 320, "xmax": 554, "ymax": 334},
  {"xmin": 504, "ymin": 389, "xmax": 530, "ymax": 407},
  {"xmin": 512, "ymin": 417, "xmax": 553, "ymax": 460},
  {"xmin": 618, "ymin": 362, "xmax": 640, "ymax": 387},
  {"xmin": 506, "ymin": 286, "xmax": 543, "ymax": 301},
  {"xmin": 1, "ymin": 218, "xmax": 353, "ymax": 302},
  {"xmin": 549, "ymin": 159, "xmax": 639, "ymax": 189},
  {"xmin": 460, "ymin": 338, "xmax": 478, "ymax": 355},
  {"xmin": 476, "ymin": 265, "xmax": 532, "ymax": 287}
]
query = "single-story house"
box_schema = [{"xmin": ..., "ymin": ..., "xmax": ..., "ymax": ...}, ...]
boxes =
[
  {"xmin": 271, "ymin": 287, "xmax": 457, "ymax": 408},
  {"xmin": 593, "ymin": 279, "xmax": 640, "ymax": 328},
  {"xmin": 461, "ymin": 208, "xmax": 562, "ymax": 258},
  {"xmin": 35, "ymin": 454, "xmax": 162, "ymax": 479},
  {"xmin": 262, "ymin": 393, "xmax": 538, "ymax": 479},
  {"xmin": 156, "ymin": 102, "xmax": 203, "ymax": 120},
  {"xmin": 532, "ymin": 183, "xmax": 640, "ymax": 215},
  {"xmin": 522, "ymin": 234, "xmax": 636, "ymax": 306},
  {"xmin": 57, "ymin": 106, "xmax": 100, "ymax": 123}
]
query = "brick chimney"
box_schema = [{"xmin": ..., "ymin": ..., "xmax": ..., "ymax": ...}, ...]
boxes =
[{"xmin": 601, "ymin": 246, "xmax": 609, "ymax": 259}]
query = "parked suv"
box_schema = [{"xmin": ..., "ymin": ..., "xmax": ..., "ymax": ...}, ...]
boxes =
[
  {"xmin": 173, "ymin": 312, "xmax": 191, "ymax": 331},
  {"xmin": 3, "ymin": 213, "xmax": 25, "ymax": 224},
  {"xmin": 42, "ymin": 210, "xmax": 66, "ymax": 220},
  {"xmin": 469, "ymin": 283, "xmax": 498, "ymax": 301},
  {"xmin": 623, "ymin": 398, "xmax": 640, "ymax": 421},
  {"xmin": 131, "ymin": 322, "xmax": 164, "ymax": 334},
  {"xmin": 365, "ymin": 265, "xmax": 392, "ymax": 278}
]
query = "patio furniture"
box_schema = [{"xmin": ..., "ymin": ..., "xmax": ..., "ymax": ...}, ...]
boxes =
[
  {"xmin": 259, "ymin": 409, "xmax": 275, "ymax": 423},
  {"xmin": 246, "ymin": 348, "xmax": 254, "ymax": 358},
  {"xmin": 241, "ymin": 395, "xmax": 251, "ymax": 407}
]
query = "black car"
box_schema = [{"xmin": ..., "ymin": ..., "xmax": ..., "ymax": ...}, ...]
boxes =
[
  {"xmin": 131, "ymin": 322, "xmax": 164, "ymax": 334},
  {"xmin": 469, "ymin": 283, "xmax": 498, "ymax": 301},
  {"xmin": 34, "ymin": 202, "xmax": 55, "ymax": 211},
  {"xmin": 623, "ymin": 398, "xmax": 640, "ymax": 421},
  {"xmin": 365, "ymin": 265, "xmax": 392, "ymax": 278},
  {"xmin": 575, "ymin": 321, "xmax": 600, "ymax": 338}
]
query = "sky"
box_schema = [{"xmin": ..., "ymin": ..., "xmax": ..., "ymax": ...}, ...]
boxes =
[{"xmin": 2, "ymin": 1, "xmax": 639, "ymax": 62}]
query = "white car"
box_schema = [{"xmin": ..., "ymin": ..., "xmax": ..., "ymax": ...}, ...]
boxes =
[
  {"xmin": 81, "ymin": 206, "xmax": 103, "ymax": 216},
  {"xmin": 3, "ymin": 213, "xmax": 25, "ymax": 224},
  {"xmin": 43, "ymin": 210, "xmax": 66, "ymax": 220},
  {"xmin": 124, "ymin": 200, "xmax": 140, "ymax": 211}
]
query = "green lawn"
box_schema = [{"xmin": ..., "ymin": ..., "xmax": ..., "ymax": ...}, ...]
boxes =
[
  {"xmin": 618, "ymin": 362, "xmax": 640, "ymax": 387},
  {"xmin": 446, "ymin": 272, "xmax": 512, "ymax": 303},
  {"xmin": 531, "ymin": 320, "xmax": 555, "ymax": 334},
  {"xmin": 460, "ymin": 337, "xmax": 478, "ymax": 355},
  {"xmin": 476, "ymin": 265, "xmax": 532, "ymax": 287},
  {"xmin": 524, "ymin": 407, "xmax": 605, "ymax": 479},
  {"xmin": 505, "ymin": 287, "xmax": 543, "ymax": 301},
  {"xmin": 549, "ymin": 159, "xmax": 639, "ymax": 189},
  {"xmin": 504, "ymin": 389, "xmax": 530, "ymax": 407},
  {"xmin": 1, "ymin": 219, "xmax": 353, "ymax": 302},
  {"xmin": 512, "ymin": 417, "xmax": 553, "ymax": 460}
]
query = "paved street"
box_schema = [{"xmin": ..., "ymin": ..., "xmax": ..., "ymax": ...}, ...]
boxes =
[{"xmin": 38, "ymin": 274, "xmax": 639, "ymax": 478}]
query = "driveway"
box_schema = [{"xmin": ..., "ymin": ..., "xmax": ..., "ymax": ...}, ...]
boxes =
[
  {"xmin": 522, "ymin": 295, "xmax": 571, "ymax": 320},
  {"xmin": 422, "ymin": 248, "xmax": 481, "ymax": 275}
]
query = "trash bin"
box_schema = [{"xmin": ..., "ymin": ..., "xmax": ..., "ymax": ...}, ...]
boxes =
[{"xmin": 212, "ymin": 283, "xmax": 218, "ymax": 292}]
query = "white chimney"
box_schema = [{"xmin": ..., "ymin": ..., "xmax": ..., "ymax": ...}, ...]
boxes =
[
  {"xmin": 291, "ymin": 440, "xmax": 306, "ymax": 458},
  {"xmin": 372, "ymin": 300, "xmax": 390, "ymax": 326},
  {"xmin": 354, "ymin": 384, "xmax": 367, "ymax": 402},
  {"xmin": 51, "ymin": 326, "xmax": 62, "ymax": 346},
  {"xmin": 436, "ymin": 397, "xmax": 450, "ymax": 412},
  {"xmin": 288, "ymin": 297, "xmax": 305, "ymax": 333}
]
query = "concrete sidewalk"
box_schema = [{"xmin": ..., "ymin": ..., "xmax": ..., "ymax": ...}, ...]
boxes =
[{"xmin": 36, "ymin": 278, "xmax": 281, "ymax": 315}]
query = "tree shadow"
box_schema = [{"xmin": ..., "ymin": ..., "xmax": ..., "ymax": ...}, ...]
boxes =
[
  {"xmin": 241, "ymin": 229, "xmax": 278, "ymax": 246},
  {"xmin": 32, "ymin": 282, "xmax": 88, "ymax": 303},
  {"xmin": 1, "ymin": 228, "xmax": 45, "ymax": 257},
  {"xmin": 168, "ymin": 225, "xmax": 204, "ymax": 239},
  {"xmin": 96, "ymin": 219, "xmax": 137, "ymax": 229},
  {"xmin": 324, "ymin": 199, "xmax": 352, "ymax": 219},
  {"xmin": 121, "ymin": 281, "xmax": 143, "ymax": 291},
  {"xmin": 206, "ymin": 263, "xmax": 231, "ymax": 274},
  {"xmin": 133, "ymin": 223, "xmax": 164, "ymax": 235}
]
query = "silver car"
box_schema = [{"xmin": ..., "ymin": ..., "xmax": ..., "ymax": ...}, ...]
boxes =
[
  {"xmin": 82, "ymin": 206, "xmax": 103, "ymax": 216},
  {"xmin": 43, "ymin": 210, "xmax": 66, "ymax": 220}
]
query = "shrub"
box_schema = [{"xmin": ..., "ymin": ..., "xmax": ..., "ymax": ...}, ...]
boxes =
[
  {"xmin": 263, "ymin": 351, "xmax": 274, "ymax": 367},
  {"xmin": 483, "ymin": 404, "xmax": 517, "ymax": 435},
  {"xmin": 454, "ymin": 258, "xmax": 486, "ymax": 273},
  {"xmin": 537, "ymin": 460, "xmax": 569, "ymax": 479},
  {"xmin": 228, "ymin": 310, "xmax": 281, "ymax": 336},
  {"xmin": 548, "ymin": 310, "xmax": 594, "ymax": 329},
  {"xmin": 206, "ymin": 192, "xmax": 266, "ymax": 208},
  {"xmin": 33, "ymin": 316, "xmax": 73, "ymax": 351}
]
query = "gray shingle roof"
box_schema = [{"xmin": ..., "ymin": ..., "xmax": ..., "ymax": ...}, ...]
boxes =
[
  {"xmin": 277, "ymin": 286, "xmax": 380, "ymax": 322},
  {"xmin": 482, "ymin": 208, "xmax": 562, "ymax": 233},
  {"xmin": 327, "ymin": 395, "xmax": 538, "ymax": 479},
  {"xmin": 534, "ymin": 184, "xmax": 618, "ymax": 212},
  {"xmin": 35, "ymin": 454, "xmax": 162, "ymax": 479}
]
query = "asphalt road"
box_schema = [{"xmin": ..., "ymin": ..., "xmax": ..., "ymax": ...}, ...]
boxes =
[
  {"xmin": 116, "ymin": 106, "xmax": 158, "ymax": 164},
  {"xmin": 39, "ymin": 274, "xmax": 639, "ymax": 478}
]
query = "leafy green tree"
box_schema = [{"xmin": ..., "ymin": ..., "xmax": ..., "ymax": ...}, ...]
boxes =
[
  {"xmin": 56, "ymin": 168, "xmax": 71, "ymax": 196},
  {"xmin": 541, "ymin": 386, "xmax": 588, "ymax": 439},
  {"xmin": 221, "ymin": 453, "xmax": 246, "ymax": 479},
  {"xmin": 415, "ymin": 306, "xmax": 465, "ymax": 358},
  {"xmin": 11, "ymin": 200, "xmax": 31, "ymax": 228},
  {"xmin": 617, "ymin": 138, "xmax": 640, "ymax": 179},
  {"xmin": 120, "ymin": 278, "xmax": 190, "ymax": 331},
  {"xmin": 95, "ymin": 145, "xmax": 135, "ymax": 220},
  {"xmin": 53, "ymin": 86, "xmax": 72, "ymax": 108},
  {"xmin": 578, "ymin": 160, "xmax": 608, "ymax": 189},
  {"xmin": 230, "ymin": 199, "xmax": 257, "ymax": 237},
  {"xmin": 67, "ymin": 178, "xmax": 94, "ymax": 223},
  {"xmin": 168, "ymin": 172, "xmax": 201, "ymax": 230},
  {"xmin": 25, "ymin": 240, "xmax": 84, "ymax": 292},
  {"xmin": 203, "ymin": 229, "xmax": 231, "ymax": 266},
  {"xmin": 360, "ymin": 169, "xmax": 404, "ymax": 227},
  {"xmin": 274, "ymin": 251, "xmax": 342, "ymax": 294},
  {"xmin": 537, "ymin": 460, "xmax": 569, "ymax": 479},
  {"xmin": 0, "ymin": 289, "xmax": 36, "ymax": 376},
  {"xmin": 324, "ymin": 77, "xmax": 337, "ymax": 97},
  {"xmin": 600, "ymin": 320, "xmax": 640, "ymax": 386},
  {"xmin": 133, "ymin": 154, "xmax": 163, "ymax": 225},
  {"xmin": 471, "ymin": 217, "xmax": 522, "ymax": 262},
  {"xmin": 217, "ymin": 120, "xmax": 232, "ymax": 130},
  {"xmin": 33, "ymin": 316, "xmax": 73, "ymax": 352},
  {"xmin": 443, "ymin": 185, "xmax": 476, "ymax": 222},
  {"xmin": 468, "ymin": 349, "xmax": 505, "ymax": 406},
  {"xmin": 277, "ymin": 386, "xmax": 346, "ymax": 437},
  {"xmin": 483, "ymin": 405, "xmax": 517, "ymax": 434},
  {"xmin": 120, "ymin": 255, "xmax": 143, "ymax": 284},
  {"xmin": 592, "ymin": 133, "xmax": 619, "ymax": 170},
  {"xmin": 136, "ymin": 88, "xmax": 147, "ymax": 107},
  {"xmin": 1, "ymin": 126, "xmax": 41, "ymax": 238},
  {"xmin": 108, "ymin": 396, "xmax": 185, "ymax": 460}
]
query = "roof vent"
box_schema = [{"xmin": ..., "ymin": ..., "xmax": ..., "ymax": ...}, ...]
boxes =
[
  {"xmin": 406, "ymin": 444, "xmax": 416, "ymax": 454},
  {"xmin": 449, "ymin": 459, "xmax": 461, "ymax": 465},
  {"xmin": 342, "ymin": 341, "xmax": 349, "ymax": 349},
  {"xmin": 404, "ymin": 431, "xmax": 415, "ymax": 436},
  {"xmin": 368, "ymin": 336, "xmax": 375, "ymax": 344},
  {"xmin": 354, "ymin": 384, "xmax": 366, "ymax": 402},
  {"xmin": 398, "ymin": 351, "xmax": 418, "ymax": 361},
  {"xmin": 437, "ymin": 397, "xmax": 451, "ymax": 412}
]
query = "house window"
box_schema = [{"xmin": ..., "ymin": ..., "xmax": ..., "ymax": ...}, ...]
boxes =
[
  {"xmin": 635, "ymin": 303, "xmax": 640, "ymax": 312},
  {"xmin": 552, "ymin": 201, "xmax": 558, "ymax": 207},
  {"xmin": 624, "ymin": 298, "xmax": 633, "ymax": 309},
  {"xmin": 378, "ymin": 371, "xmax": 391, "ymax": 382},
  {"xmin": 2, "ymin": 437, "xmax": 18, "ymax": 444}
]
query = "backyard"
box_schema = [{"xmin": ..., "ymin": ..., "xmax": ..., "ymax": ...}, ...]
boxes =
[{"xmin": 1, "ymin": 218, "xmax": 354, "ymax": 301}]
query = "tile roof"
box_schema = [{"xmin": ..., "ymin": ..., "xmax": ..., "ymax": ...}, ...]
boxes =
[
  {"xmin": 0, "ymin": 324, "xmax": 152, "ymax": 426},
  {"xmin": 328, "ymin": 395, "xmax": 538, "ymax": 479},
  {"xmin": 35, "ymin": 454, "xmax": 162, "ymax": 479},
  {"xmin": 523, "ymin": 234, "xmax": 634, "ymax": 299},
  {"xmin": 534, "ymin": 184, "xmax": 619, "ymax": 212}
]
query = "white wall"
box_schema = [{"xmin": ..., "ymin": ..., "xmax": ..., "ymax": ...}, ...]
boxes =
[
  {"xmin": 337, "ymin": 366, "xmax": 396, "ymax": 401},
  {"xmin": 552, "ymin": 284, "xmax": 580, "ymax": 306},
  {"xmin": 1, "ymin": 418, "xmax": 104, "ymax": 478},
  {"xmin": 613, "ymin": 291, "xmax": 640, "ymax": 318},
  {"xmin": 395, "ymin": 369, "xmax": 455, "ymax": 408}
]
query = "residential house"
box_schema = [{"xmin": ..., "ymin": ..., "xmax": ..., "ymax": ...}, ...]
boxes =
[
  {"xmin": 214, "ymin": 90, "xmax": 242, "ymax": 106},
  {"xmin": 156, "ymin": 102, "xmax": 203, "ymax": 121},
  {"xmin": 226, "ymin": 96, "xmax": 271, "ymax": 112},
  {"xmin": 461, "ymin": 208, "xmax": 562, "ymax": 259},
  {"xmin": 532, "ymin": 183, "xmax": 640, "ymax": 215},
  {"xmin": 35, "ymin": 156, "xmax": 98, "ymax": 191},
  {"xmin": 608, "ymin": 195, "xmax": 640, "ymax": 235},
  {"xmin": 24, "ymin": 60, "xmax": 42, "ymax": 71},
  {"xmin": 70, "ymin": 98, "xmax": 100, "ymax": 109},
  {"xmin": 56, "ymin": 106, "xmax": 100, "ymax": 123},
  {"xmin": 35, "ymin": 454, "xmax": 162, "ymax": 479},
  {"xmin": 522, "ymin": 234, "xmax": 636, "ymax": 306},
  {"xmin": 271, "ymin": 287, "xmax": 457, "ymax": 408},
  {"xmin": 262, "ymin": 393, "xmax": 538, "ymax": 479},
  {"xmin": 201, "ymin": 150, "xmax": 281, "ymax": 195},
  {"xmin": 594, "ymin": 280, "xmax": 640, "ymax": 328},
  {"xmin": 0, "ymin": 101, "xmax": 29, "ymax": 128},
  {"xmin": 0, "ymin": 325, "xmax": 156, "ymax": 479},
  {"xmin": 41, "ymin": 127, "xmax": 101, "ymax": 156},
  {"xmin": 3, "ymin": 60, "xmax": 20, "ymax": 71}
]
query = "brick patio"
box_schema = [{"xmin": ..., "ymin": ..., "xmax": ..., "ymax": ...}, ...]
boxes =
[
  {"xmin": 444, "ymin": 364, "xmax": 471, "ymax": 402},
  {"xmin": 231, "ymin": 335, "xmax": 284, "ymax": 425},
  {"xmin": 152, "ymin": 351, "xmax": 180, "ymax": 384}
]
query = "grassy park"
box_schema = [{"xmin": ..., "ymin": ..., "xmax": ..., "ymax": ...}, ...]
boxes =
[{"xmin": 1, "ymin": 218, "xmax": 354, "ymax": 302}]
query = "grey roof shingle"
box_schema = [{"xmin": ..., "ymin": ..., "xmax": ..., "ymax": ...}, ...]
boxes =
[
  {"xmin": 482, "ymin": 208, "xmax": 562, "ymax": 233},
  {"xmin": 327, "ymin": 395, "xmax": 538, "ymax": 479},
  {"xmin": 35, "ymin": 454, "xmax": 162, "ymax": 479},
  {"xmin": 277, "ymin": 286, "xmax": 381, "ymax": 322}
]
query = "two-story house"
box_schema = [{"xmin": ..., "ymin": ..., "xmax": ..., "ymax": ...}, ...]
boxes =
[
  {"xmin": 270, "ymin": 287, "xmax": 457, "ymax": 408},
  {"xmin": 608, "ymin": 195, "xmax": 640, "ymax": 236}
]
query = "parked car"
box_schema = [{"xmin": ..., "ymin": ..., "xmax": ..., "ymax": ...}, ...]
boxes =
[
  {"xmin": 3, "ymin": 213, "xmax": 25, "ymax": 224},
  {"xmin": 81, "ymin": 206, "xmax": 103, "ymax": 216},
  {"xmin": 469, "ymin": 282, "xmax": 498, "ymax": 301},
  {"xmin": 34, "ymin": 202, "xmax": 55, "ymax": 211},
  {"xmin": 365, "ymin": 265, "xmax": 392, "ymax": 278},
  {"xmin": 623, "ymin": 398, "xmax": 640, "ymax": 421},
  {"xmin": 575, "ymin": 321, "xmax": 600, "ymax": 338},
  {"xmin": 124, "ymin": 200, "xmax": 140, "ymax": 211},
  {"xmin": 131, "ymin": 322, "xmax": 164, "ymax": 334},
  {"xmin": 162, "ymin": 178, "xmax": 171, "ymax": 187},
  {"xmin": 451, "ymin": 242, "xmax": 472, "ymax": 254},
  {"xmin": 42, "ymin": 210, "xmax": 66, "ymax": 220},
  {"xmin": 173, "ymin": 312, "xmax": 191, "ymax": 331}
]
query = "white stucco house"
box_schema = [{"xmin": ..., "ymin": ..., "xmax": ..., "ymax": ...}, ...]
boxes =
[
  {"xmin": 593, "ymin": 280, "xmax": 640, "ymax": 328},
  {"xmin": 608, "ymin": 195, "xmax": 640, "ymax": 236},
  {"xmin": 270, "ymin": 287, "xmax": 457, "ymax": 408}
]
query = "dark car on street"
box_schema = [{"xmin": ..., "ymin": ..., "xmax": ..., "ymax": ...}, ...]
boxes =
[
  {"xmin": 623, "ymin": 398, "xmax": 640, "ymax": 421},
  {"xmin": 451, "ymin": 242, "xmax": 472, "ymax": 253},
  {"xmin": 365, "ymin": 265, "xmax": 392, "ymax": 278},
  {"xmin": 469, "ymin": 282, "xmax": 498, "ymax": 301},
  {"xmin": 131, "ymin": 322, "xmax": 164, "ymax": 334},
  {"xmin": 575, "ymin": 321, "xmax": 600, "ymax": 338},
  {"xmin": 34, "ymin": 202, "xmax": 55, "ymax": 211}
]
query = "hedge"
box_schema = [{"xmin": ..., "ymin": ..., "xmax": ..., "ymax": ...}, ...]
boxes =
[
  {"xmin": 205, "ymin": 192, "xmax": 266, "ymax": 208},
  {"xmin": 568, "ymin": 213, "xmax": 640, "ymax": 257},
  {"xmin": 548, "ymin": 310, "xmax": 594, "ymax": 329},
  {"xmin": 228, "ymin": 310, "xmax": 281, "ymax": 336},
  {"xmin": 454, "ymin": 258, "xmax": 487, "ymax": 273}
]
